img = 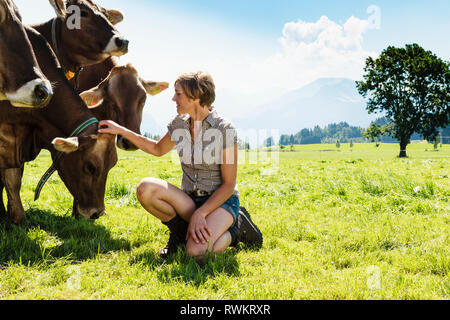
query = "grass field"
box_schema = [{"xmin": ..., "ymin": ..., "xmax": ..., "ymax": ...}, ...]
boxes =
[{"xmin": 0, "ymin": 142, "xmax": 449, "ymax": 299}]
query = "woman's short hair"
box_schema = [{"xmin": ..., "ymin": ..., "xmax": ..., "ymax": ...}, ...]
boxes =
[{"xmin": 175, "ymin": 71, "xmax": 215, "ymax": 107}]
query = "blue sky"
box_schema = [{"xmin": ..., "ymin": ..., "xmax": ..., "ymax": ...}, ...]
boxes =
[
  {"xmin": 134, "ymin": 0, "xmax": 450, "ymax": 57},
  {"xmin": 14, "ymin": 0, "xmax": 450, "ymax": 131}
]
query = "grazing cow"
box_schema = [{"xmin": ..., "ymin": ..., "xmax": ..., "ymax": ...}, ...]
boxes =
[
  {"xmin": 80, "ymin": 64, "xmax": 169, "ymax": 151},
  {"xmin": 0, "ymin": 0, "xmax": 52, "ymax": 108},
  {"xmin": 0, "ymin": 26, "xmax": 117, "ymax": 224},
  {"xmin": 0, "ymin": 0, "xmax": 127, "ymax": 223},
  {"xmin": 32, "ymin": 0, "xmax": 128, "ymax": 88}
]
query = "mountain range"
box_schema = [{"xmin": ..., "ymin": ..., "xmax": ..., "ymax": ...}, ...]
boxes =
[
  {"xmin": 233, "ymin": 77, "xmax": 376, "ymax": 134},
  {"xmin": 139, "ymin": 77, "xmax": 377, "ymax": 136}
]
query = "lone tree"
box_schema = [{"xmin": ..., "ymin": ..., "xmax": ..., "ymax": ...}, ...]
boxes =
[{"xmin": 356, "ymin": 44, "xmax": 450, "ymax": 157}]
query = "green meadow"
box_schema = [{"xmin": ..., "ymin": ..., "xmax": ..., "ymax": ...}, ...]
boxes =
[{"xmin": 0, "ymin": 142, "xmax": 449, "ymax": 299}]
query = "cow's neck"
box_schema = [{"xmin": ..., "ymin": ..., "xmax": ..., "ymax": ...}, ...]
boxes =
[
  {"xmin": 90, "ymin": 103, "xmax": 110, "ymax": 122},
  {"xmin": 32, "ymin": 19, "xmax": 81, "ymax": 74},
  {"xmin": 77, "ymin": 57, "xmax": 118, "ymax": 93},
  {"xmin": 0, "ymin": 26, "xmax": 98, "ymax": 167},
  {"xmin": 25, "ymin": 26, "xmax": 96, "ymax": 138}
]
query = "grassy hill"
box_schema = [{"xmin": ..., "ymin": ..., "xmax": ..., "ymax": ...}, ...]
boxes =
[{"xmin": 0, "ymin": 143, "xmax": 448, "ymax": 299}]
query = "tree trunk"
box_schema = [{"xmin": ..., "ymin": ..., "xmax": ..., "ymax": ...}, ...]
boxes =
[{"xmin": 399, "ymin": 140, "xmax": 408, "ymax": 158}]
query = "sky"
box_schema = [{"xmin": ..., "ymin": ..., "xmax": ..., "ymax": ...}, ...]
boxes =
[{"xmin": 13, "ymin": 0, "xmax": 450, "ymax": 132}]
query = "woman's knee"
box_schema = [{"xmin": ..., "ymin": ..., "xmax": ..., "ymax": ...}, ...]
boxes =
[
  {"xmin": 136, "ymin": 177, "xmax": 163, "ymax": 202},
  {"xmin": 186, "ymin": 241, "xmax": 208, "ymax": 258}
]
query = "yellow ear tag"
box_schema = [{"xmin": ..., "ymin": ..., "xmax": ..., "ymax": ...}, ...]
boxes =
[{"xmin": 65, "ymin": 71, "xmax": 75, "ymax": 81}]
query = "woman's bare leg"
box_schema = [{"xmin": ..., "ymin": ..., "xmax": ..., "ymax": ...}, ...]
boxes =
[
  {"xmin": 186, "ymin": 207, "xmax": 234, "ymax": 260},
  {"xmin": 136, "ymin": 177, "xmax": 196, "ymax": 222},
  {"xmin": 137, "ymin": 177, "xmax": 235, "ymax": 259},
  {"xmin": 212, "ymin": 231, "xmax": 233, "ymax": 253}
]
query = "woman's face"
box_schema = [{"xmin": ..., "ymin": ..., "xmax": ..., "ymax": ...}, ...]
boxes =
[{"xmin": 172, "ymin": 83, "xmax": 196, "ymax": 115}]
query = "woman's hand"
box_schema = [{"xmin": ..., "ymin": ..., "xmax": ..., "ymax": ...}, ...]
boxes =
[
  {"xmin": 187, "ymin": 210, "xmax": 212, "ymax": 244},
  {"xmin": 98, "ymin": 120, "xmax": 127, "ymax": 135}
]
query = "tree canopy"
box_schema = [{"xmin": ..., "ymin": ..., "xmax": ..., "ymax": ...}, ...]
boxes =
[{"xmin": 356, "ymin": 43, "xmax": 450, "ymax": 157}]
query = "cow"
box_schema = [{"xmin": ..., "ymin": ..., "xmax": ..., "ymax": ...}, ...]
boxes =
[
  {"xmin": 79, "ymin": 64, "xmax": 169, "ymax": 151},
  {"xmin": 32, "ymin": 0, "xmax": 128, "ymax": 88},
  {"xmin": 0, "ymin": 26, "xmax": 117, "ymax": 224},
  {"xmin": 0, "ymin": 0, "xmax": 128, "ymax": 223},
  {"xmin": 0, "ymin": 0, "xmax": 52, "ymax": 108},
  {"xmin": 43, "ymin": 3, "xmax": 166, "ymax": 151}
]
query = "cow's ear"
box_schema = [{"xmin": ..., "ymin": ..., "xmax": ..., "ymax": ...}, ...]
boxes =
[
  {"xmin": 80, "ymin": 87, "xmax": 104, "ymax": 109},
  {"xmin": 141, "ymin": 80, "xmax": 169, "ymax": 96},
  {"xmin": 0, "ymin": 4, "xmax": 6, "ymax": 25},
  {"xmin": 52, "ymin": 137, "xmax": 79, "ymax": 153},
  {"xmin": 49, "ymin": 0, "xmax": 67, "ymax": 18},
  {"xmin": 107, "ymin": 9, "xmax": 123, "ymax": 25}
]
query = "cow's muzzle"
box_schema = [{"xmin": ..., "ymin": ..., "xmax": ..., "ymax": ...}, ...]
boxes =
[
  {"xmin": 6, "ymin": 79, "xmax": 53, "ymax": 108},
  {"xmin": 115, "ymin": 37, "xmax": 129, "ymax": 53},
  {"xmin": 74, "ymin": 203, "xmax": 106, "ymax": 220},
  {"xmin": 33, "ymin": 84, "xmax": 53, "ymax": 108},
  {"xmin": 90, "ymin": 210, "xmax": 106, "ymax": 220},
  {"xmin": 103, "ymin": 35, "xmax": 129, "ymax": 56},
  {"xmin": 117, "ymin": 135, "xmax": 138, "ymax": 151}
]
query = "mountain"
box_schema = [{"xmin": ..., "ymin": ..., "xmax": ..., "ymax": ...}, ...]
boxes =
[{"xmin": 233, "ymin": 77, "xmax": 376, "ymax": 135}]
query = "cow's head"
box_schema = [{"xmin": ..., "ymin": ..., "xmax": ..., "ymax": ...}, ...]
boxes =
[
  {"xmin": 80, "ymin": 64, "xmax": 169, "ymax": 151},
  {"xmin": 49, "ymin": 0, "xmax": 128, "ymax": 66},
  {"xmin": 0, "ymin": 0, "xmax": 53, "ymax": 108},
  {"xmin": 51, "ymin": 132, "xmax": 117, "ymax": 219}
]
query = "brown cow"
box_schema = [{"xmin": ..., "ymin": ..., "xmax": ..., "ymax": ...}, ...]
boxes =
[
  {"xmin": 0, "ymin": 0, "xmax": 52, "ymax": 108},
  {"xmin": 0, "ymin": 26, "xmax": 117, "ymax": 224},
  {"xmin": 32, "ymin": 0, "xmax": 128, "ymax": 87},
  {"xmin": 79, "ymin": 64, "xmax": 169, "ymax": 151}
]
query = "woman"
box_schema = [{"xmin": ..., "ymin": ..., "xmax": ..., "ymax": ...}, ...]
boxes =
[{"xmin": 98, "ymin": 71, "xmax": 262, "ymax": 261}]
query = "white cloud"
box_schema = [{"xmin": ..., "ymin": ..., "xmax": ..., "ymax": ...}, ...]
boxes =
[{"xmin": 241, "ymin": 15, "xmax": 378, "ymax": 92}]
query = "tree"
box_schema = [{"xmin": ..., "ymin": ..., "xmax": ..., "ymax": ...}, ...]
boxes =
[
  {"xmin": 433, "ymin": 136, "xmax": 439, "ymax": 150},
  {"xmin": 336, "ymin": 140, "xmax": 341, "ymax": 148},
  {"xmin": 363, "ymin": 121, "xmax": 394, "ymax": 143},
  {"xmin": 264, "ymin": 137, "xmax": 274, "ymax": 148},
  {"xmin": 356, "ymin": 44, "xmax": 450, "ymax": 157}
]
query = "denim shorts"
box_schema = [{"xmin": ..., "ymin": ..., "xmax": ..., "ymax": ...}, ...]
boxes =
[{"xmin": 187, "ymin": 193, "xmax": 240, "ymax": 228}]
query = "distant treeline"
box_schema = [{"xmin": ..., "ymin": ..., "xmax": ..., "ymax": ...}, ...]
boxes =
[
  {"xmin": 279, "ymin": 122, "xmax": 366, "ymax": 145},
  {"xmin": 143, "ymin": 118, "xmax": 449, "ymax": 147},
  {"xmin": 278, "ymin": 117, "xmax": 450, "ymax": 146},
  {"xmin": 442, "ymin": 126, "xmax": 450, "ymax": 144}
]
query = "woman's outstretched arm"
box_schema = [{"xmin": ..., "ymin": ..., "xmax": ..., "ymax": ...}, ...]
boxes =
[{"xmin": 98, "ymin": 120, "xmax": 175, "ymax": 157}]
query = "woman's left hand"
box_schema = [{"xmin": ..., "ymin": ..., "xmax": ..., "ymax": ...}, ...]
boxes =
[{"xmin": 187, "ymin": 211, "xmax": 212, "ymax": 244}]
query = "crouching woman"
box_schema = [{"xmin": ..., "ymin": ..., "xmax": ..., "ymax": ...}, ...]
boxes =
[{"xmin": 98, "ymin": 71, "xmax": 244, "ymax": 261}]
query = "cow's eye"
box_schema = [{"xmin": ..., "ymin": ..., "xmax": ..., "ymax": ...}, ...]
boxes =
[
  {"xmin": 139, "ymin": 96, "xmax": 146, "ymax": 107},
  {"xmin": 84, "ymin": 162, "xmax": 97, "ymax": 175},
  {"xmin": 80, "ymin": 10, "xmax": 89, "ymax": 18}
]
